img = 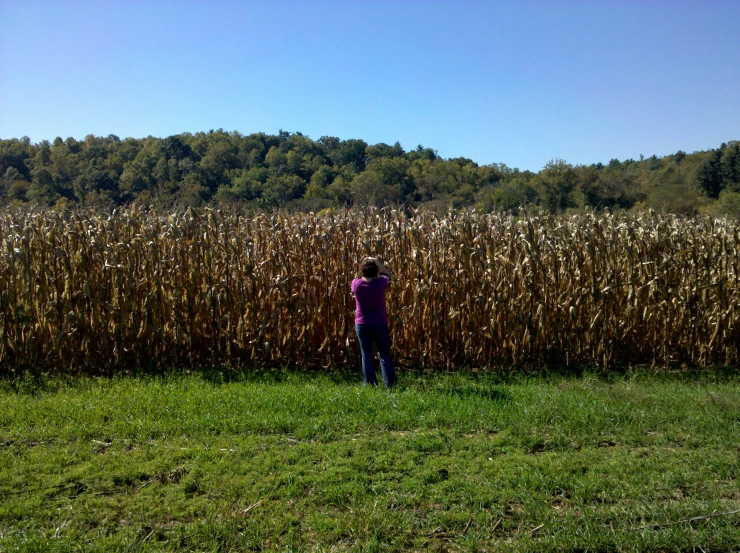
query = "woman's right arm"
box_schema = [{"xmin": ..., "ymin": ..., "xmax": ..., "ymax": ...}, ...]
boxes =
[{"xmin": 375, "ymin": 259, "xmax": 391, "ymax": 282}]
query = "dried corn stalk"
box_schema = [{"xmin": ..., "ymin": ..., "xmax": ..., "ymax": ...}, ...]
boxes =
[{"xmin": 0, "ymin": 207, "xmax": 738, "ymax": 373}]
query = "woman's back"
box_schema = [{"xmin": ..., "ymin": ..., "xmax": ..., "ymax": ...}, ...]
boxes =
[{"xmin": 351, "ymin": 277, "xmax": 389, "ymax": 326}]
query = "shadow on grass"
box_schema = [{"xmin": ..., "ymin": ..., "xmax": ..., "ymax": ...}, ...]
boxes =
[
  {"xmin": 193, "ymin": 365, "xmax": 360, "ymax": 386},
  {"xmin": 2, "ymin": 362, "xmax": 738, "ymax": 396},
  {"xmin": 441, "ymin": 384, "xmax": 512, "ymax": 403}
]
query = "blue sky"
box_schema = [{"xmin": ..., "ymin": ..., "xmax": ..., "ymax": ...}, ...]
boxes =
[{"xmin": 1, "ymin": 1, "xmax": 738, "ymax": 171}]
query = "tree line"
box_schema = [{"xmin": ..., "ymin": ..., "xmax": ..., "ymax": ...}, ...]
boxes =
[{"xmin": 1, "ymin": 130, "xmax": 738, "ymax": 216}]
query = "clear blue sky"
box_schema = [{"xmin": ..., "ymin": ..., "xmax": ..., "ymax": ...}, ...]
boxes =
[{"xmin": 1, "ymin": 1, "xmax": 738, "ymax": 171}]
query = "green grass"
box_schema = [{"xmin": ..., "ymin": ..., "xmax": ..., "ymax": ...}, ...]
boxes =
[{"xmin": 1, "ymin": 369, "xmax": 739, "ymax": 552}]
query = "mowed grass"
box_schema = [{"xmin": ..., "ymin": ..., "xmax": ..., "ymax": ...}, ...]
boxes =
[{"xmin": 0, "ymin": 369, "xmax": 739, "ymax": 552}]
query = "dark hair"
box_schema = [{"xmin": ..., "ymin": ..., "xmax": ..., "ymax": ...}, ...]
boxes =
[{"xmin": 361, "ymin": 259, "xmax": 378, "ymax": 278}]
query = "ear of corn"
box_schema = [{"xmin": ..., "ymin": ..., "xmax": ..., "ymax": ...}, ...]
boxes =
[{"xmin": 0, "ymin": 207, "xmax": 738, "ymax": 374}]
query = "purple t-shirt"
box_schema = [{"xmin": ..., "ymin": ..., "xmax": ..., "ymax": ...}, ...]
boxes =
[{"xmin": 351, "ymin": 276, "xmax": 389, "ymax": 326}]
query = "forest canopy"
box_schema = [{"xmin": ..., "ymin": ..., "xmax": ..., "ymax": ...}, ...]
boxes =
[{"xmin": 1, "ymin": 130, "xmax": 739, "ymax": 216}]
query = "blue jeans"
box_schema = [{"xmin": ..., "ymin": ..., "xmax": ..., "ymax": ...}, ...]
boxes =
[{"xmin": 355, "ymin": 323, "xmax": 397, "ymax": 387}]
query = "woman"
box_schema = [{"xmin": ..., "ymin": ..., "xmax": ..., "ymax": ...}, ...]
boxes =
[{"xmin": 351, "ymin": 257, "xmax": 397, "ymax": 387}]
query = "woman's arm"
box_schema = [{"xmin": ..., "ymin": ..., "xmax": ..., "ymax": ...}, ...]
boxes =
[{"xmin": 373, "ymin": 258, "xmax": 390, "ymax": 280}]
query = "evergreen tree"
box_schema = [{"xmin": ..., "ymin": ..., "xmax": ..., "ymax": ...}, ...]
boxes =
[{"xmin": 698, "ymin": 149, "xmax": 723, "ymax": 198}]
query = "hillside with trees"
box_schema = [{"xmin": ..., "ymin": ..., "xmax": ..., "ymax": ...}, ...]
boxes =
[{"xmin": 1, "ymin": 130, "xmax": 738, "ymax": 216}]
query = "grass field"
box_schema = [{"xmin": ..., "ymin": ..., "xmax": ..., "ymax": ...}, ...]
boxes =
[{"xmin": 1, "ymin": 369, "xmax": 739, "ymax": 552}]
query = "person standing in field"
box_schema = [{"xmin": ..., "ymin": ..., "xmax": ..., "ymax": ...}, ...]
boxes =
[{"xmin": 351, "ymin": 257, "xmax": 397, "ymax": 387}]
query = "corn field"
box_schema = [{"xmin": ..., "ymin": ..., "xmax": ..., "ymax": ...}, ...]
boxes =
[{"xmin": 1, "ymin": 207, "xmax": 738, "ymax": 374}]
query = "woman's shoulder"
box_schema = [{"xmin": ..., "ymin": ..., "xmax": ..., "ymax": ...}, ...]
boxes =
[
  {"xmin": 373, "ymin": 276, "xmax": 389, "ymax": 287},
  {"xmin": 352, "ymin": 277, "xmax": 387, "ymax": 287}
]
